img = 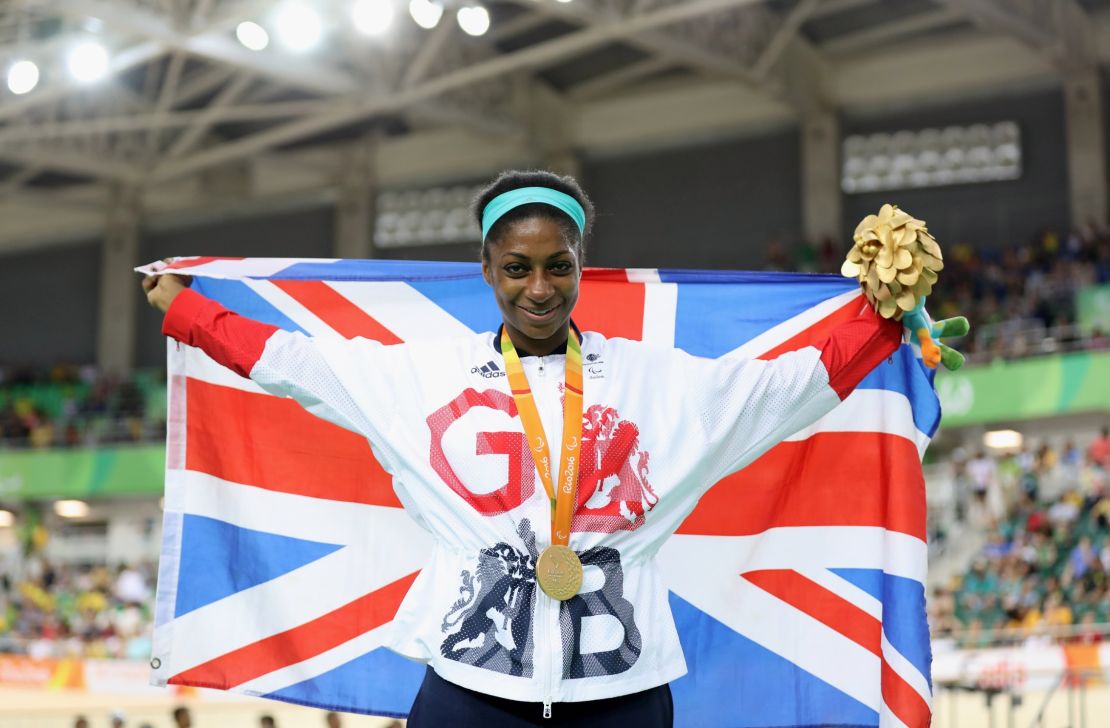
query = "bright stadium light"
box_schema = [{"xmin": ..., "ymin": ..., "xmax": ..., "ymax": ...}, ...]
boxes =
[
  {"xmin": 457, "ymin": 4, "xmax": 490, "ymax": 36},
  {"xmin": 352, "ymin": 0, "xmax": 393, "ymax": 35},
  {"xmin": 54, "ymin": 500, "xmax": 90, "ymax": 519},
  {"xmin": 984, "ymin": 429, "xmax": 1023, "ymax": 451},
  {"xmin": 409, "ymin": 0, "xmax": 443, "ymax": 29},
  {"xmin": 0, "ymin": 510, "xmax": 13, "ymax": 527},
  {"xmin": 274, "ymin": 4, "xmax": 323, "ymax": 51},
  {"xmin": 67, "ymin": 41, "xmax": 109, "ymax": 83},
  {"xmin": 236, "ymin": 21, "xmax": 270, "ymax": 51},
  {"xmin": 6, "ymin": 59, "xmax": 40, "ymax": 95}
]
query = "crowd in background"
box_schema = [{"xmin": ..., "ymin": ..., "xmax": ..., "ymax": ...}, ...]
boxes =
[
  {"xmin": 782, "ymin": 220, "xmax": 1110, "ymax": 363},
  {"xmin": 929, "ymin": 430, "xmax": 1110, "ymax": 649},
  {"xmin": 0, "ymin": 557, "xmax": 154, "ymax": 660},
  {"xmin": 0, "ymin": 364, "xmax": 165, "ymax": 448}
]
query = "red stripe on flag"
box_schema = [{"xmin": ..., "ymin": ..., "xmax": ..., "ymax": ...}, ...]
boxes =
[
  {"xmin": 882, "ymin": 659, "xmax": 932, "ymax": 728},
  {"xmin": 742, "ymin": 569, "xmax": 881, "ymax": 656},
  {"xmin": 675, "ymin": 432, "xmax": 926, "ymax": 540},
  {"xmin": 272, "ymin": 280, "xmax": 403, "ymax": 344},
  {"xmin": 185, "ymin": 378, "xmax": 402, "ymax": 507},
  {"xmin": 169, "ymin": 571, "xmax": 418, "ymax": 690},
  {"xmin": 756, "ymin": 296, "xmax": 863, "ymax": 360},
  {"xmin": 575, "ymin": 271, "xmax": 646, "ymax": 341}
]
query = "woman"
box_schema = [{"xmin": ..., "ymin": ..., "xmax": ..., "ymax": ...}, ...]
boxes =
[{"xmin": 144, "ymin": 169, "xmax": 908, "ymax": 727}]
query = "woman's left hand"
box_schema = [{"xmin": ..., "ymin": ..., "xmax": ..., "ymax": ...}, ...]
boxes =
[{"xmin": 902, "ymin": 297, "xmax": 969, "ymax": 370}]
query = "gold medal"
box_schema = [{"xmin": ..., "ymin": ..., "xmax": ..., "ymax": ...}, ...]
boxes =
[
  {"xmin": 536, "ymin": 544, "xmax": 583, "ymax": 601},
  {"xmin": 501, "ymin": 328, "xmax": 585, "ymax": 602}
]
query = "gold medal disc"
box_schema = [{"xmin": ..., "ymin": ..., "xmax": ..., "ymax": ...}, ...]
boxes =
[{"xmin": 536, "ymin": 545, "xmax": 583, "ymax": 601}]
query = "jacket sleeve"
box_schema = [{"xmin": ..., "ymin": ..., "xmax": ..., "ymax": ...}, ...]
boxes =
[
  {"xmin": 680, "ymin": 299, "xmax": 903, "ymax": 488},
  {"xmin": 163, "ymin": 287, "xmax": 401, "ymax": 441}
]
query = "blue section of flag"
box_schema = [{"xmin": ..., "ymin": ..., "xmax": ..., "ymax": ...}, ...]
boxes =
[
  {"xmin": 660, "ymin": 271, "xmax": 857, "ymax": 358},
  {"xmin": 857, "ymin": 346, "xmax": 942, "ymax": 437},
  {"xmin": 265, "ymin": 646, "xmax": 425, "ymax": 717},
  {"xmin": 277, "ymin": 259, "xmax": 481, "ymax": 281},
  {"xmin": 408, "ymin": 277, "xmax": 502, "ymax": 334},
  {"xmin": 879, "ymin": 573, "xmax": 932, "ymax": 690},
  {"xmin": 192, "ymin": 279, "xmax": 309, "ymax": 335},
  {"xmin": 175, "ymin": 515, "xmax": 343, "ymax": 618},
  {"xmin": 830, "ymin": 569, "xmax": 932, "ymax": 689},
  {"xmin": 669, "ymin": 592, "xmax": 878, "ymax": 728},
  {"xmin": 831, "ymin": 568, "xmax": 883, "ymax": 602}
]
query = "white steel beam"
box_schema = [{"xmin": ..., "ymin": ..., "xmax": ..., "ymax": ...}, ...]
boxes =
[
  {"xmin": 822, "ymin": 7, "xmax": 964, "ymax": 56},
  {"xmin": 938, "ymin": 0, "xmax": 1094, "ymax": 71},
  {"xmin": 148, "ymin": 0, "xmax": 780, "ymax": 183}
]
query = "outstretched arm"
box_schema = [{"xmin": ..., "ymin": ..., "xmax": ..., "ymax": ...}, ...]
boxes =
[{"xmin": 141, "ymin": 270, "xmax": 401, "ymax": 442}]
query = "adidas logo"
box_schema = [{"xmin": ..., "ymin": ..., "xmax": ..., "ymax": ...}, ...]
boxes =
[{"xmin": 471, "ymin": 360, "xmax": 506, "ymax": 379}]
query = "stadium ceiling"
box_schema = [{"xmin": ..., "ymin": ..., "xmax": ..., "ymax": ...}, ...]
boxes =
[{"xmin": 0, "ymin": 0, "xmax": 1109, "ymax": 250}]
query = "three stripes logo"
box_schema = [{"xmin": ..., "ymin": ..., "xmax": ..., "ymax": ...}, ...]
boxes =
[{"xmin": 470, "ymin": 360, "xmax": 506, "ymax": 379}]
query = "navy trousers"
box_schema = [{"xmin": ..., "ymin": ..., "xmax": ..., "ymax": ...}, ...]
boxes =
[{"xmin": 407, "ymin": 667, "xmax": 674, "ymax": 727}]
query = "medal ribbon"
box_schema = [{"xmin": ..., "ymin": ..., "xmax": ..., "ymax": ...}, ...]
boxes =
[{"xmin": 500, "ymin": 328, "xmax": 583, "ymax": 547}]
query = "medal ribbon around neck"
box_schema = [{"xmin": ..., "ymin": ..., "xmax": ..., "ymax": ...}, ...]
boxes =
[{"xmin": 499, "ymin": 327, "xmax": 583, "ymax": 547}]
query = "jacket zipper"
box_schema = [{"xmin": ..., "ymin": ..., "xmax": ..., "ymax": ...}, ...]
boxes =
[{"xmin": 542, "ymin": 590, "xmax": 555, "ymax": 718}]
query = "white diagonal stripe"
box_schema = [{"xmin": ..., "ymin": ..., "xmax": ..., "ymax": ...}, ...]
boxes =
[
  {"xmin": 882, "ymin": 630, "xmax": 932, "ymax": 707},
  {"xmin": 727, "ymin": 290, "xmax": 866, "ymax": 360},
  {"xmin": 234, "ymin": 623, "xmax": 392, "ymax": 696},
  {"xmin": 242, "ymin": 278, "xmax": 346, "ymax": 338},
  {"xmin": 798, "ymin": 567, "xmax": 883, "ymax": 621},
  {"xmin": 330, "ymin": 281, "xmax": 476, "ymax": 340}
]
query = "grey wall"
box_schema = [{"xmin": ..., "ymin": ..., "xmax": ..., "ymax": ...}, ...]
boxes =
[
  {"xmin": 582, "ymin": 128, "xmax": 803, "ymax": 270},
  {"xmin": 0, "ymin": 240, "xmax": 100, "ymax": 367},
  {"xmin": 842, "ymin": 88, "xmax": 1071, "ymax": 249}
]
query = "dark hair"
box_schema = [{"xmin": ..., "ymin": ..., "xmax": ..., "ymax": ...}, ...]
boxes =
[{"xmin": 473, "ymin": 169, "xmax": 594, "ymax": 261}]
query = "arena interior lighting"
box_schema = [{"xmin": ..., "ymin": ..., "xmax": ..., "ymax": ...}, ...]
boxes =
[
  {"xmin": 457, "ymin": 5, "xmax": 490, "ymax": 36},
  {"xmin": 236, "ymin": 21, "xmax": 270, "ymax": 51},
  {"xmin": 409, "ymin": 0, "xmax": 444, "ymax": 29},
  {"xmin": 66, "ymin": 41, "xmax": 109, "ymax": 83},
  {"xmin": 352, "ymin": 0, "xmax": 394, "ymax": 35},
  {"xmin": 274, "ymin": 4, "xmax": 323, "ymax": 51},
  {"xmin": 6, "ymin": 59, "xmax": 39, "ymax": 95},
  {"xmin": 54, "ymin": 500, "xmax": 90, "ymax": 519},
  {"xmin": 0, "ymin": 510, "xmax": 13, "ymax": 528},
  {"xmin": 376, "ymin": 184, "xmax": 483, "ymax": 247},
  {"xmin": 983, "ymin": 429, "xmax": 1023, "ymax": 451},
  {"xmin": 841, "ymin": 121, "xmax": 1022, "ymax": 194}
]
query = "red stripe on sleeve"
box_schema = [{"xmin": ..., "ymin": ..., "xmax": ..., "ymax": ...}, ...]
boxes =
[
  {"xmin": 676, "ymin": 432, "xmax": 927, "ymax": 540},
  {"xmin": 163, "ymin": 288, "xmax": 278, "ymax": 378},
  {"xmin": 272, "ymin": 280, "xmax": 403, "ymax": 344},
  {"xmin": 169, "ymin": 571, "xmax": 418, "ymax": 690},
  {"xmin": 817, "ymin": 302, "xmax": 902, "ymax": 401},
  {"xmin": 185, "ymin": 378, "xmax": 402, "ymax": 507}
]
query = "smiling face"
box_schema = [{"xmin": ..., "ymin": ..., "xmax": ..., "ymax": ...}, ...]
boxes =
[{"xmin": 482, "ymin": 215, "xmax": 581, "ymax": 355}]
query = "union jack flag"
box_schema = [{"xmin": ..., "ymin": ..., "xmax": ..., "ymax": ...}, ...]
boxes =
[{"xmin": 147, "ymin": 257, "xmax": 937, "ymax": 727}]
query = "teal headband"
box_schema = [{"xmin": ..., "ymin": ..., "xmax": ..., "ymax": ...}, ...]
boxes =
[{"xmin": 481, "ymin": 186, "xmax": 586, "ymax": 241}]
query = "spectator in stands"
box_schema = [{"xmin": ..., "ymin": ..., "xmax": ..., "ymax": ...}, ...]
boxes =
[
  {"xmin": 260, "ymin": 715, "xmax": 277, "ymax": 728},
  {"xmin": 324, "ymin": 713, "xmax": 342, "ymax": 728},
  {"xmin": 73, "ymin": 717, "xmax": 89, "ymax": 728},
  {"xmin": 1089, "ymin": 427, "xmax": 1110, "ymax": 468},
  {"xmin": 110, "ymin": 709, "xmax": 127, "ymax": 728}
]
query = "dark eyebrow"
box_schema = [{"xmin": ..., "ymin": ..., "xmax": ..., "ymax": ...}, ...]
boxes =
[{"xmin": 503, "ymin": 251, "xmax": 573, "ymax": 262}]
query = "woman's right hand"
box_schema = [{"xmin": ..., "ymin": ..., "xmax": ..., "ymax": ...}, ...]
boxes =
[{"xmin": 142, "ymin": 260, "xmax": 192, "ymax": 314}]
